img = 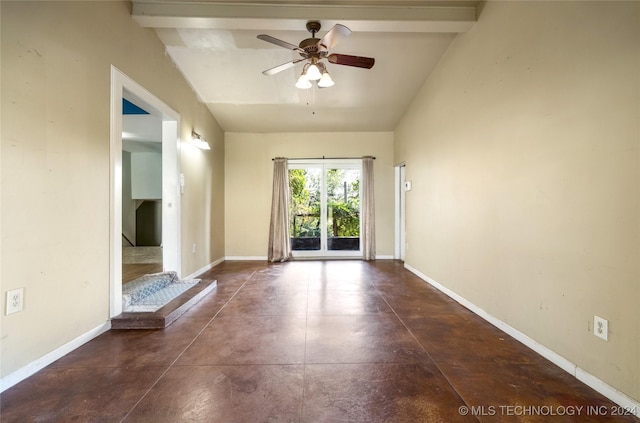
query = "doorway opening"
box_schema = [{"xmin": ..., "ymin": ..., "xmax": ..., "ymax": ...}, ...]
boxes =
[
  {"xmin": 289, "ymin": 159, "xmax": 362, "ymax": 258},
  {"xmin": 395, "ymin": 163, "xmax": 406, "ymax": 261},
  {"xmin": 110, "ymin": 66, "xmax": 181, "ymax": 317},
  {"xmin": 121, "ymin": 97, "xmax": 163, "ymax": 283}
]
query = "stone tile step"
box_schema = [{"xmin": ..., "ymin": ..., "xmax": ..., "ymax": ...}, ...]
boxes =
[{"xmin": 111, "ymin": 279, "xmax": 217, "ymax": 329}]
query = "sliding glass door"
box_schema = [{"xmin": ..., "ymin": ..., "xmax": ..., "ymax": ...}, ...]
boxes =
[{"xmin": 289, "ymin": 160, "xmax": 362, "ymax": 258}]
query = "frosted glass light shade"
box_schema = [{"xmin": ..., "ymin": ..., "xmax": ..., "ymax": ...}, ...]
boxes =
[
  {"xmin": 295, "ymin": 74, "xmax": 312, "ymax": 89},
  {"xmin": 305, "ymin": 64, "xmax": 322, "ymax": 81},
  {"xmin": 318, "ymin": 71, "xmax": 334, "ymax": 88}
]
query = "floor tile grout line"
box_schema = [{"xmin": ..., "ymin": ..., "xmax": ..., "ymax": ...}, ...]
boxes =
[
  {"xmin": 373, "ymin": 282, "xmax": 479, "ymax": 420},
  {"xmin": 162, "ymin": 361, "xmax": 435, "ymax": 367},
  {"xmin": 164, "ymin": 362, "xmax": 305, "ymax": 367},
  {"xmin": 119, "ymin": 266, "xmax": 261, "ymax": 423},
  {"xmin": 300, "ymin": 263, "xmax": 312, "ymax": 423}
]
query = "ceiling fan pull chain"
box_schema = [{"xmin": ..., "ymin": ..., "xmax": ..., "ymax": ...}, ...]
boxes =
[
  {"xmin": 311, "ymin": 85, "xmax": 317, "ymax": 115},
  {"xmin": 309, "ymin": 92, "xmax": 316, "ymax": 115},
  {"xmin": 304, "ymin": 84, "xmax": 316, "ymax": 112}
]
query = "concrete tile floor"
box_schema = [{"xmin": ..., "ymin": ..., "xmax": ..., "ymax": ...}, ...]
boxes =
[{"xmin": 1, "ymin": 260, "xmax": 638, "ymax": 422}]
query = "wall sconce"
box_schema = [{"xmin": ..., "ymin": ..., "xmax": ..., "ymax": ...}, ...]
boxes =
[{"xmin": 191, "ymin": 131, "xmax": 211, "ymax": 150}]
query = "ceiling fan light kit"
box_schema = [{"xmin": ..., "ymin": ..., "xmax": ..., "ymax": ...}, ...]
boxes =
[{"xmin": 258, "ymin": 21, "xmax": 375, "ymax": 90}]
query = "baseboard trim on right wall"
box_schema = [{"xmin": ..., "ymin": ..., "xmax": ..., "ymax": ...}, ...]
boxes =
[{"xmin": 404, "ymin": 263, "xmax": 640, "ymax": 417}]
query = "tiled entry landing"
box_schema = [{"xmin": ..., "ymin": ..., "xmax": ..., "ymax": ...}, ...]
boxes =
[{"xmin": 1, "ymin": 260, "xmax": 637, "ymax": 422}]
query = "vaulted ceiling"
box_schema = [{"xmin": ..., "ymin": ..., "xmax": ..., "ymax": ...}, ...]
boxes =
[{"xmin": 132, "ymin": 1, "xmax": 479, "ymax": 132}]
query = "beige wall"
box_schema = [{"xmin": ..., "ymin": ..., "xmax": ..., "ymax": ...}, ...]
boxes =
[
  {"xmin": 225, "ymin": 132, "xmax": 394, "ymax": 258},
  {"xmin": 180, "ymin": 111, "xmax": 225, "ymax": 276},
  {"xmin": 1, "ymin": 2, "xmax": 224, "ymax": 378},
  {"xmin": 395, "ymin": 1, "xmax": 639, "ymax": 401}
]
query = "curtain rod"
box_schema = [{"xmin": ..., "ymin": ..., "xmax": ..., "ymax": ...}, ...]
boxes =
[{"xmin": 272, "ymin": 156, "xmax": 375, "ymax": 161}]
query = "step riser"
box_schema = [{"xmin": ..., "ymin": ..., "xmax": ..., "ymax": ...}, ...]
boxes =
[{"xmin": 111, "ymin": 280, "xmax": 217, "ymax": 329}]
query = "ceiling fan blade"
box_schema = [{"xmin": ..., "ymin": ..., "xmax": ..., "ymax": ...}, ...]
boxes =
[
  {"xmin": 262, "ymin": 58, "xmax": 306, "ymax": 76},
  {"xmin": 327, "ymin": 54, "xmax": 375, "ymax": 69},
  {"xmin": 257, "ymin": 34, "xmax": 305, "ymax": 54},
  {"xmin": 318, "ymin": 24, "xmax": 351, "ymax": 50}
]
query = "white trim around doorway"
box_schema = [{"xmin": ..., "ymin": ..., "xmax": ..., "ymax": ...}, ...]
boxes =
[
  {"xmin": 109, "ymin": 66, "xmax": 181, "ymax": 318},
  {"xmin": 394, "ymin": 162, "xmax": 406, "ymax": 261}
]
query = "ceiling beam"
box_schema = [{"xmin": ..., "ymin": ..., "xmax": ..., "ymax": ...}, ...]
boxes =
[{"xmin": 131, "ymin": 2, "xmax": 477, "ymax": 33}]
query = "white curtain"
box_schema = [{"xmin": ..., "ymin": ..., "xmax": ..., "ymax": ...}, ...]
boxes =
[
  {"xmin": 362, "ymin": 156, "xmax": 376, "ymax": 260},
  {"xmin": 268, "ymin": 158, "xmax": 292, "ymax": 262}
]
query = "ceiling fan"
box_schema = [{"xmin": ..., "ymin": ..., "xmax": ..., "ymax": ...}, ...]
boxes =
[{"xmin": 257, "ymin": 21, "xmax": 375, "ymax": 88}]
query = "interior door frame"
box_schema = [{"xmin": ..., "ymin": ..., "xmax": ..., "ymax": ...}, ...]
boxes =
[
  {"xmin": 394, "ymin": 162, "xmax": 406, "ymax": 261},
  {"xmin": 109, "ymin": 66, "xmax": 181, "ymax": 317},
  {"xmin": 289, "ymin": 159, "xmax": 363, "ymax": 259}
]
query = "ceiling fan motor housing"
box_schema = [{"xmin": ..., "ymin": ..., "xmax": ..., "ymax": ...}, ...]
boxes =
[
  {"xmin": 299, "ymin": 38, "xmax": 323, "ymax": 56},
  {"xmin": 299, "ymin": 21, "xmax": 326, "ymax": 57}
]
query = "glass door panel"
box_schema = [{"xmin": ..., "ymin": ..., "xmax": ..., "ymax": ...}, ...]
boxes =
[
  {"xmin": 289, "ymin": 161, "xmax": 361, "ymax": 257},
  {"xmin": 326, "ymin": 168, "xmax": 360, "ymax": 251},
  {"xmin": 289, "ymin": 167, "xmax": 321, "ymax": 251}
]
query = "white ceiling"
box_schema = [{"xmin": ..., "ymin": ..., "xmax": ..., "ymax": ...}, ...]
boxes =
[{"xmin": 132, "ymin": 1, "xmax": 479, "ymax": 132}]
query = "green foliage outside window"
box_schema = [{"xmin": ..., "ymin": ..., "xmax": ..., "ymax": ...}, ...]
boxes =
[
  {"xmin": 289, "ymin": 168, "xmax": 360, "ymax": 238},
  {"xmin": 289, "ymin": 168, "xmax": 320, "ymax": 237}
]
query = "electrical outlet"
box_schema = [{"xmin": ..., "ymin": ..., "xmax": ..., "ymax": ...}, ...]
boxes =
[
  {"xmin": 594, "ymin": 315, "xmax": 608, "ymax": 341},
  {"xmin": 6, "ymin": 288, "xmax": 24, "ymax": 315},
  {"xmin": 192, "ymin": 243, "xmax": 196, "ymax": 253}
]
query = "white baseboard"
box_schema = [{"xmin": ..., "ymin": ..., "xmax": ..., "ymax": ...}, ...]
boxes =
[
  {"xmin": 575, "ymin": 368, "xmax": 640, "ymax": 416},
  {"xmin": 403, "ymin": 263, "xmax": 640, "ymax": 417},
  {"xmin": 223, "ymin": 255, "xmax": 395, "ymax": 262},
  {"xmin": 0, "ymin": 321, "xmax": 111, "ymax": 393},
  {"xmin": 184, "ymin": 256, "xmax": 225, "ymax": 280},
  {"xmin": 225, "ymin": 256, "xmax": 267, "ymax": 261}
]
